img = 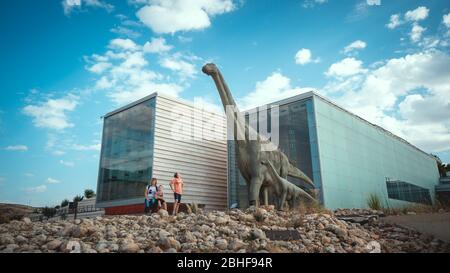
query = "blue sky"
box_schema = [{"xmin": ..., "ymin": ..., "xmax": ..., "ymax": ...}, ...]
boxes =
[{"xmin": 1, "ymin": 0, "xmax": 449, "ymax": 207}]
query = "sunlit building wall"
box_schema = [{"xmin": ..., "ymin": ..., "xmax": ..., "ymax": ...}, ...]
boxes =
[
  {"xmin": 228, "ymin": 91, "xmax": 440, "ymax": 210},
  {"xmin": 96, "ymin": 93, "xmax": 228, "ymax": 214}
]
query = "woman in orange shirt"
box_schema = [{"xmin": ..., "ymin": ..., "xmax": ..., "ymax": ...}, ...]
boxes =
[{"xmin": 169, "ymin": 172, "xmax": 183, "ymax": 216}]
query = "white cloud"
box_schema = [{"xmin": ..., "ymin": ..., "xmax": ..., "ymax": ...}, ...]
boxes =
[
  {"xmin": 60, "ymin": 160, "xmax": 75, "ymax": 167},
  {"xmin": 302, "ymin": 0, "xmax": 327, "ymax": 8},
  {"xmin": 343, "ymin": 40, "xmax": 367, "ymax": 54},
  {"xmin": 25, "ymin": 185, "xmax": 47, "ymax": 193},
  {"xmin": 160, "ymin": 57, "xmax": 197, "ymax": 79},
  {"xmin": 72, "ymin": 143, "xmax": 101, "ymax": 151},
  {"xmin": 405, "ymin": 6, "xmax": 429, "ymax": 22},
  {"xmin": 109, "ymin": 38, "xmax": 140, "ymax": 51},
  {"xmin": 295, "ymin": 48, "xmax": 319, "ymax": 65},
  {"xmin": 23, "ymin": 94, "xmax": 79, "ymax": 130},
  {"xmin": 4, "ymin": 145, "xmax": 28, "ymax": 151},
  {"xmin": 143, "ymin": 37, "xmax": 173, "ymax": 54},
  {"xmin": 410, "ymin": 23, "xmax": 426, "ymax": 43},
  {"xmin": 24, "ymin": 173, "xmax": 34, "ymax": 177},
  {"xmin": 86, "ymin": 38, "xmax": 188, "ymax": 105},
  {"xmin": 136, "ymin": 0, "xmax": 236, "ymax": 34},
  {"xmin": 87, "ymin": 62, "xmax": 112, "ymax": 74},
  {"xmin": 47, "ymin": 178, "xmax": 61, "ymax": 184},
  {"xmin": 62, "ymin": 0, "xmax": 114, "ymax": 15},
  {"xmin": 110, "ymin": 26, "xmax": 141, "ymax": 39},
  {"xmin": 238, "ymin": 72, "xmax": 313, "ymax": 110},
  {"xmin": 443, "ymin": 13, "xmax": 450, "ymax": 28},
  {"xmin": 386, "ymin": 14, "xmax": 403, "ymax": 29},
  {"xmin": 325, "ymin": 58, "xmax": 367, "ymax": 78},
  {"xmin": 322, "ymin": 50, "xmax": 450, "ymax": 153},
  {"xmin": 366, "ymin": 0, "xmax": 380, "ymax": 6}
]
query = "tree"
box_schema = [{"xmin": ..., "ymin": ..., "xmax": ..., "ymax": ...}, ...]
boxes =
[
  {"xmin": 61, "ymin": 199, "xmax": 69, "ymax": 207},
  {"xmin": 84, "ymin": 189, "xmax": 96, "ymax": 199},
  {"xmin": 73, "ymin": 195, "xmax": 84, "ymax": 220},
  {"xmin": 73, "ymin": 195, "xmax": 84, "ymax": 203}
]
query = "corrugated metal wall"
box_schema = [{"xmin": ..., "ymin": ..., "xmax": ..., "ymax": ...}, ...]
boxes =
[{"xmin": 152, "ymin": 95, "xmax": 228, "ymax": 210}]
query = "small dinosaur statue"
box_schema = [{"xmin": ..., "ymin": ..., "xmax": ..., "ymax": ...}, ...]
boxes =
[
  {"xmin": 261, "ymin": 160, "xmax": 316, "ymax": 210},
  {"xmin": 202, "ymin": 63, "xmax": 316, "ymax": 206}
]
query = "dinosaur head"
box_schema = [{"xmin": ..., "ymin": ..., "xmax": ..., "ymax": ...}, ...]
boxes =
[{"xmin": 202, "ymin": 63, "xmax": 219, "ymax": 76}]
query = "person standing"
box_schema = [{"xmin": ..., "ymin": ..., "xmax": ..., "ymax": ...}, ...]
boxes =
[
  {"xmin": 144, "ymin": 178, "xmax": 158, "ymax": 214},
  {"xmin": 169, "ymin": 172, "xmax": 183, "ymax": 216},
  {"xmin": 156, "ymin": 184, "xmax": 168, "ymax": 211}
]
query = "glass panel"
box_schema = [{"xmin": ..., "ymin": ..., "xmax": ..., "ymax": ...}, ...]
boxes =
[
  {"xmin": 97, "ymin": 98, "xmax": 156, "ymax": 202},
  {"xmin": 386, "ymin": 180, "xmax": 431, "ymax": 205},
  {"xmin": 228, "ymin": 98, "xmax": 318, "ymax": 208}
]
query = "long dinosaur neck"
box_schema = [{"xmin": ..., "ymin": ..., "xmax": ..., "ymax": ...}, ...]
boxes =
[{"xmin": 209, "ymin": 69, "xmax": 248, "ymax": 143}]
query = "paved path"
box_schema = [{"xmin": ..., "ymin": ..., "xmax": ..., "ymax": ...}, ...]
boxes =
[{"xmin": 381, "ymin": 212, "xmax": 450, "ymax": 242}]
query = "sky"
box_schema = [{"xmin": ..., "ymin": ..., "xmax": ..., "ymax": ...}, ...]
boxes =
[{"xmin": 0, "ymin": 0, "xmax": 449, "ymax": 207}]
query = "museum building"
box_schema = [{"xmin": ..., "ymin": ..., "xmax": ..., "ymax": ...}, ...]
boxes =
[
  {"xmin": 95, "ymin": 93, "xmax": 228, "ymax": 214},
  {"xmin": 96, "ymin": 91, "xmax": 440, "ymax": 213}
]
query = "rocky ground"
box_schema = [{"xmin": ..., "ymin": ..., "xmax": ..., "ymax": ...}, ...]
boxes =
[{"xmin": 1, "ymin": 206, "xmax": 449, "ymax": 253}]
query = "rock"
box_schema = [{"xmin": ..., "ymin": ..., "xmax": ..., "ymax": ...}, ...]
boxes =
[
  {"xmin": 22, "ymin": 217, "xmax": 32, "ymax": 225},
  {"xmin": 158, "ymin": 209, "xmax": 169, "ymax": 217},
  {"xmin": 158, "ymin": 236, "xmax": 180, "ymax": 250},
  {"xmin": 326, "ymin": 224, "xmax": 348, "ymax": 238},
  {"xmin": 3, "ymin": 244, "xmax": 19, "ymax": 253},
  {"xmin": 215, "ymin": 239, "xmax": 228, "ymax": 250},
  {"xmin": 229, "ymin": 239, "xmax": 246, "ymax": 251},
  {"xmin": 15, "ymin": 235, "xmax": 27, "ymax": 244},
  {"xmin": 324, "ymin": 245, "xmax": 335, "ymax": 253},
  {"xmin": 250, "ymin": 228, "xmax": 266, "ymax": 240},
  {"xmin": 215, "ymin": 216, "xmax": 229, "ymax": 225},
  {"xmin": 66, "ymin": 241, "xmax": 81, "ymax": 253},
  {"xmin": 36, "ymin": 234, "xmax": 47, "ymax": 244},
  {"xmin": 120, "ymin": 242, "xmax": 140, "ymax": 253},
  {"xmin": 47, "ymin": 240, "xmax": 62, "ymax": 250},
  {"xmin": 158, "ymin": 230, "xmax": 171, "ymax": 239},
  {"xmin": 166, "ymin": 248, "xmax": 177, "ymax": 253},
  {"xmin": 149, "ymin": 246, "xmax": 163, "ymax": 253},
  {"xmin": 1, "ymin": 235, "xmax": 15, "ymax": 245}
]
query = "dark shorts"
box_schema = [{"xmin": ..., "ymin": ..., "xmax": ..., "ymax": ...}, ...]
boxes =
[
  {"xmin": 174, "ymin": 193, "xmax": 182, "ymax": 203},
  {"xmin": 145, "ymin": 198, "xmax": 156, "ymax": 208}
]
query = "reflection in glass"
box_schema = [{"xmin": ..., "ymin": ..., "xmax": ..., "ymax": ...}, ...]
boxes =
[
  {"xmin": 97, "ymin": 98, "xmax": 156, "ymax": 202},
  {"xmin": 228, "ymin": 98, "xmax": 317, "ymax": 208}
]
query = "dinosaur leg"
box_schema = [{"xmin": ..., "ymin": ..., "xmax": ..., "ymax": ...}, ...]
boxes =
[
  {"xmin": 248, "ymin": 177, "xmax": 263, "ymax": 207},
  {"xmin": 279, "ymin": 190, "xmax": 287, "ymax": 211},
  {"xmin": 262, "ymin": 186, "xmax": 269, "ymax": 206}
]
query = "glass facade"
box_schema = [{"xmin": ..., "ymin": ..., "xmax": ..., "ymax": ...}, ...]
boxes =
[
  {"xmin": 97, "ymin": 98, "xmax": 156, "ymax": 203},
  {"xmin": 386, "ymin": 180, "xmax": 431, "ymax": 205},
  {"xmin": 228, "ymin": 98, "xmax": 322, "ymax": 208},
  {"xmin": 314, "ymin": 96, "xmax": 439, "ymax": 209}
]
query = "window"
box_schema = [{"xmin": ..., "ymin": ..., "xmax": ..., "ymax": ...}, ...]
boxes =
[
  {"xmin": 97, "ymin": 98, "xmax": 156, "ymax": 202},
  {"xmin": 386, "ymin": 180, "xmax": 431, "ymax": 205}
]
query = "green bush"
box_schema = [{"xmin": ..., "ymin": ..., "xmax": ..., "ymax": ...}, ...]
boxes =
[{"xmin": 367, "ymin": 193, "xmax": 382, "ymax": 210}]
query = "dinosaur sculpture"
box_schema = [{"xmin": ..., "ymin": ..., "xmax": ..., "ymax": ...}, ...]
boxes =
[
  {"xmin": 202, "ymin": 63, "xmax": 316, "ymax": 207},
  {"xmin": 261, "ymin": 160, "xmax": 316, "ymax": 210}
]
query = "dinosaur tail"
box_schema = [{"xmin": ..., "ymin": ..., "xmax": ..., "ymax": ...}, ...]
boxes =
[{"xmin": 288, "ymin": 164, "xmax": 315, "ymax": 188}]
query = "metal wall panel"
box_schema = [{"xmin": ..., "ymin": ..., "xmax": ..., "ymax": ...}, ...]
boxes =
[{"xmin": 152, "ymin": 95, "xmax": 228, "ymax": 210}]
